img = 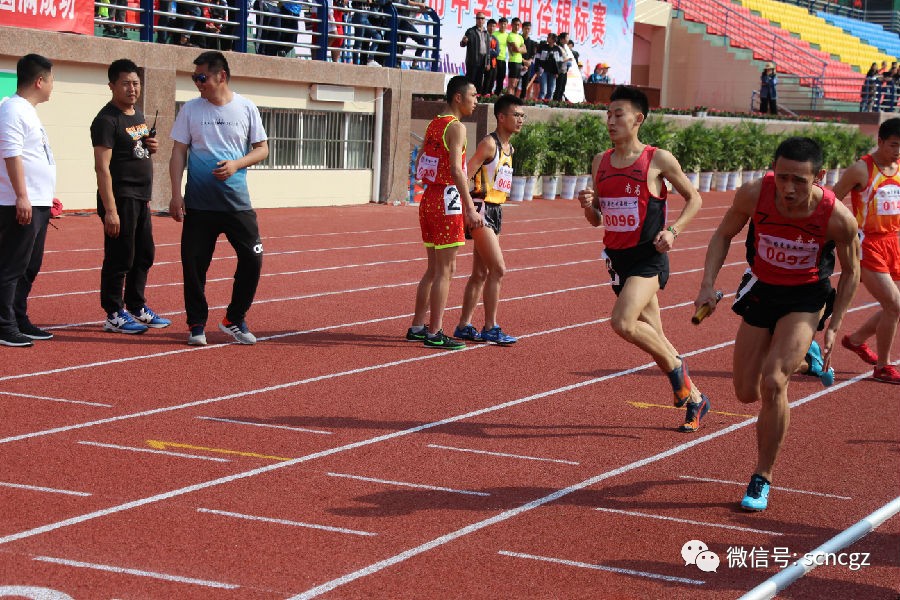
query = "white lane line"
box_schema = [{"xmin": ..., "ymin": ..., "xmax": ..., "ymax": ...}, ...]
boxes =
[
  {"xmin": 196, "ymin": 507, "xmax": 376, "ymax": 537},
  {"xmin": 326, "ymin": 472, "xmax": 490, "ymax": 497},
  {"xmin": 427, "ymin": 444, "xmax": 580, "ymax": 466},
  {"xmin": 594, "ymin": 507, "xmax": 782, "ymax": 536},
  {"xmin": 77, "ymin": 441, "xmax": 231, "ymax": 463},
  {"xmin": 0, "ymin": 391, "xmax": 112, "ymax": 408},
  {"xmin": 677, "ymin": 476, "xmax": 852, "ymax": 500},
  {"xmin": 32, "ymin": 556, "xmax": 238, "ymax": 589},
  {"xmin": 496, "ymin": 550, "xmax": 705, "ymax": 585},
  {"xmin": 285, "ymin": 372, "xmax": 872, "ymax": 599},
  {"xmin": 196, "ymin": 416, "xmax": 332, "ymax": 436},
  {"xmin": 0, "ymin": 481, "xmax": 91, "ymax": 497}
]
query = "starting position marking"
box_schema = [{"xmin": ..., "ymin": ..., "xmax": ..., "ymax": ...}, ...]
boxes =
[
  {"xmin": 678, "ymin": 475, "xmax": 852, "ymax": 500},
  {"xmin": 196, "ymin": 416, "xmax": 333, "ymax": 435},
  {"xmin": 627, "ymin": 401, "xmax": 754, "ymax": 419},
  {"xmin": 197, "ymin": 508, "xmax": 377, "ymax": 537},
  {"xmin": 146, "ymin": 440, "xmax": 292, "ymax": 462},
  {"xmin": 326, "ymin": 472, "xmax": 491, "ymax": 497},
  {"xmin": 427, "ymin": 444, "xmax": 580, "ymax": 466},
  {"xmin": 77, "ymin": 441, "xmax": 230, "ymax": 463},
  {"xmin": 497, "ymin": 550, "xmax": 706, "ymax": 585},
  {"xmin": 32, "ymin": 556, "xmax": 239, "ymax": 590},
  {"xmin": 594, "ymin": 507, "xmax": 782, "ymax": 536},
  {"xmin": 0, "ymin": 481, "xmax": 91, "ymax": 497}
]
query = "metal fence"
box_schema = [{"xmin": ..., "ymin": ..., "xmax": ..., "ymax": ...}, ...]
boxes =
[{"xmin": 93, "ymin": 0, "xmax": 441, "ymax": 70}]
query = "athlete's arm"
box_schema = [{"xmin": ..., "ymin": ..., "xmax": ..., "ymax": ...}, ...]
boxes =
[
  {"xmin": 653, "ymin": 149, "xmax": 701, "ymax": 253},
  {"xmin": 577, "ymin": 152, "xmax": 603, "ymax": 227},
  {"xmin": 446, "ymin": 120, "xmax": 483, "ymax": 229},
  {"xmin": 695, "ymin": 178, "xmax": 758, "ymax": 313},
  {"xmin": 831, "ymin": 158, "xmax": 867, "ymax": 201},
  {"xmin": 822, "ymin": 202, "xmax": 862, "ymax": 369},
  {"xmin": 465, "ymin": 134, "xmax": 496, "ymax": 181}
]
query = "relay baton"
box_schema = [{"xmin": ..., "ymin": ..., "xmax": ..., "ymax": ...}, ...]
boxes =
[{"xmin": 692, "ymin": 290, "xmax": 724, "ymax": 325}]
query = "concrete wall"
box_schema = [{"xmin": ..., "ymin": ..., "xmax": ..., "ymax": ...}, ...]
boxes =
[{"xmin": 0, "ymin": 26, "xmax": 447, "ymax": 211}]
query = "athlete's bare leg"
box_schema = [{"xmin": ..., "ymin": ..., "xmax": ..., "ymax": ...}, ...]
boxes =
[
  {"xmin": 855, "ymin": 269, "xmax": 900, "ymax": 367},
  {"xmin": 458, "ymin": 246, "xmax": 486, "ymax": 328},
  {"xmin": 411, "ymin": 246, "xmax": 435, "ymax": 328},
  {"xmin": 637, "ymin": 293, "xmax": 704, "ymax": 402},
  {"xmin": 470, "ymin": 227, "xmax": 506, "ymax": 329},
  {"xmin": 428, "ymin": 245, "xmax": 459, "ymax": 334},
  {"xmin": 610, "ymin": 275, "xmax": 680, "ymax": 373}
]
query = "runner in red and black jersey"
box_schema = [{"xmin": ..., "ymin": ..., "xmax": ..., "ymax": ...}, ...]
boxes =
[
  {"xmin": 696, "ymin": 137, "xmax": 860, "ymax": 512},
  {"xmin": 577, "ymin": 86, "xmax": 709, "ymax": 433}
]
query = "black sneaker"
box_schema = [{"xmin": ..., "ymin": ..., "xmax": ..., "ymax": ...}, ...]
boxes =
[
  {"xmin": 405, "ymin": 325, "xmax": 428, "ymax": 341},
  {"xmin": 0, "ymin": 331, "xmax": 34, "ymax": 347},
  {"xmin": 423, "ymin": 329, "xmax": 465, "ymax": 350},
  {"xmin": 18, "ymin": 320, "xmax": 53, "ymax": 340}
]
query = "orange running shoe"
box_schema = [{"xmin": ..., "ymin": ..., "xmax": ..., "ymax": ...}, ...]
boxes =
[{"xmin": 842, "ymin": 335, "xmax": 878, "ymax": 365}]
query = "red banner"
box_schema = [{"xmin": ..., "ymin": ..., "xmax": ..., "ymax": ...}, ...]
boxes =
[{"xmin": 0, "ymin": 0, "xmax": 94, "ymax": 36}]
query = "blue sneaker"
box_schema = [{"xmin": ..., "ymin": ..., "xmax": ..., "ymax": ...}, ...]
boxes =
[
  {"xmin": 740, "ymin": 473, "xmax": 771, "ymax": 512},
  {"xmin": 805, "ymin": 341, "xmax": 835, "ymax": 387},
  {"xmin": 453, "ymin": 324, "xmax": 483, "ymax": 342},
  {"xmin": 104, "ymin": 310, "xmax": 148, "ymax": 334},
  {"xmin": 678, "ymin": 394, "xmax": 710, "ymax": 432},
  {"xmin": 481, "ymin": 325, "xmax": 516, "ymax": 345},
  {"xmin": 134, "ymin": 305, "xmax": 172, "ymax": 329}
]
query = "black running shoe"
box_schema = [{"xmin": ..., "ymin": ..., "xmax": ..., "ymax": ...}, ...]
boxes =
[
  {"xmin": 0, "ymin": 331, "xmax": 34, "ymax": 347},
  {"xmin": 18, "ymin": 320, "xmax": 53, "ymax": 340},
  {"xmin": 406, "ymin": 325, "xmax": 428, "ymax": 341},
  {"xmin": 423, "ymin": 329, "xmax": 465, "ymax": 350}
]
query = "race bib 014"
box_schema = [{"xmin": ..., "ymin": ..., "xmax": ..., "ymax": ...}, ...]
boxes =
[{"xmin": 875, "ymin": 185, "xmax": 900, "ymax": 216}]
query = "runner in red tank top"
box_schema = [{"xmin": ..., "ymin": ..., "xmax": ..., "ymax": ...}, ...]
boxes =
[
  {"xmin": 696, "ymin": 137, "xmax": 861, "ymax": 511},
  {"xmin": 577, "ymin": 86, "xmax": 710, "ymax": 434},
  {"xmin": 832, "ymin": 117, "xmax": 900, "ymax": 384}
]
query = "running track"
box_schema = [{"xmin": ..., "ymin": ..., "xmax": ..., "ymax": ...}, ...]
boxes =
[{"xmin": 0, "ymin": 194, "xmax": 897, "ymax": 599}]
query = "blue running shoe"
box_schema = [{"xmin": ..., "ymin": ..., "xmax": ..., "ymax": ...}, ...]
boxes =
[
  {"xmin": 740, "ymin": 473, "xmax": 771, "ymax": 512},
  {"xmin": 668, "ymin": 355, "xmax": 693, "ymax": 408},
  {"xmin": 481, "ymin": 325, "xmax": 516, "ymax": 345},
  {"xmin": 104, "ymin": 310, "xmax": 148, "ymax": 334},
  {"xmin": 805, "ymin": 341, "xmax": 835, "ymax": 387},
  {"xmin": 454, "ymin": 324, "xmax": 483, "ymax": 342},
  {"xmin": 134, "ymin": 305, "xmax": 172, "ymax": 328},
  {"xmin": 678, "ymin": 394, "xmax": 710, "ymax": 432}
]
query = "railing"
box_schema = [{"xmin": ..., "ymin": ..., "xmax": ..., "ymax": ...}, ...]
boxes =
[{"xmin": 92, "ymin": 0, "xmax": 441, "ymax": 70}]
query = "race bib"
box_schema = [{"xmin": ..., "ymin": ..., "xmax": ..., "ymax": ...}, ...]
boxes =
[
  {"xmin": 875, "ymin": 185, "xmax": 900, "ymax": 216},
  {"xmin": 494, "ymin": 164, "xmax": 513, "ymax": 194},
  {"xmin": 417, "ymin": 154, "xmax": 439, "ymax": 182},
  {"xmin": 443, "ymin": 185, "xmax": 462, "ymax": 215},
  {"xmin": 473, "ymin": 200, "xmax": 484, "ymax": 215},
  {"xmin": 600, "ymin": 197, "xmax": 639, "ymax": 232},
  {"xmin": 758, "ymin": 234, "xmax": 819, "ymax": 270}
]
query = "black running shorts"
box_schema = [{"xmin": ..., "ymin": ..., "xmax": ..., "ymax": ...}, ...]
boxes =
[
  {"xmin": 466, "ymin": 200, "xmax": 503, "ymax": 239},
  {"xmin": 604, "ymin": 244, "xmax": 670, "ymax": 296},
  {"xmin": 731, "ymin": 270, "xmax": 835, "ymax": 333}
]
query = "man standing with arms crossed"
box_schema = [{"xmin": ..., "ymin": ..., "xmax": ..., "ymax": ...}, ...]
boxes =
[
  {"xmin": 695, "ymin": 137, "xmax": 860, "ymax": 511},
  {"xmin": 578, "ymin": 86, "xmax": 710, "ymax": 432},
  {"xmin": 169, "ymin": 51, "xmax": 268, "ymax": 346},
  {"xmin": 0, "ymin": 54, "xmax": 56, "ymax": 347},
  {"xmin": 92, "ymin": 58, "xmax": 172, "ymax": 335},
  {"xmin": 453, "ymin": 94, "xmax": 524, "ymax": 345},
  {"xmin": 831, "ymin": 117, "xmax": 900, "ymax": 384},
  {"xmin": 406, "ymin": 76, "xmax": 482, "ymax": 350}
]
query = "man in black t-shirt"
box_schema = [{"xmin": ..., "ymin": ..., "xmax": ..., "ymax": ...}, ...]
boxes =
[{"xmin": 90, "ymin": 59, "xmax": 171, "ymax": 334}]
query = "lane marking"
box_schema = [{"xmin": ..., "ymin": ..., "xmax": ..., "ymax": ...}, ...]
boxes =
[
  {"xmin": 196, "ymin": 416, "xmax": 332, "ymax": 435},
  {"xmin": 326, "ymin": 472, "xmax": 490, "ymax": 497},
  {"xmin": 0, "ymin": 481, "xmax": 91, "ymax": 497},
  {"xmin": 594, "ymin": 507, "xmax": 782, "ymax": 536},
  {"xmin": 77, "ymin": 441, "xmax": 231, "ymax": 463},
  {"xmin": 427, "ymin": 444, "xmax": 580, "ymax": 466},
  {"xmin": 32, "ymin": 556, "xmax": 239, "ymax": 589},
  {"xmin": 496, "ymin": 550, "xmax": 705, "ymax": 585},
  {"xmin": 285, "ymin": 371, "xmax": 872, "ymax": 599},
  {"xmin": 677, "ymin": 476, "xmax": 852, "ymax": 500},
  {"xmin": 0, "ymin": 391, "xmax": 112, "ymax": 408},
  {"xmin": 627, "ymin": 401, "xmax": 754, "ymax": 419},
  {"xmin": 146, "ymin": 440, "xmax": 292, "ymax": 461},
  {"xmin": 196, "ymin": 508, "xmax": 377, "ymax": 537}
]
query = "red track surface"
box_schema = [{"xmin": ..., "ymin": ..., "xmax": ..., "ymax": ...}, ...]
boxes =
[{"xmin": 0, "ymin": 194, "xmax": 897, "ymax": 599}]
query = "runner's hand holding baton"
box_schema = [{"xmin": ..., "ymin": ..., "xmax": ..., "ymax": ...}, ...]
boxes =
[{"xmin": 692, "ymin": 290, "xmax": 723, "ymax": 324}]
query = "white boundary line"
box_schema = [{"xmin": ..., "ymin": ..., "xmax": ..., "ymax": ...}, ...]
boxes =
[
  {"xmin": 196, "ymin": 508, "xmax": 376, "ymax": 537},
  {"xmin": 196, "ymin": 416, "xmax": 332, "ymax": 436},
  {"xmin": 76, "ymin": 441, "xmax": 231, "ymax": 463},
  {"xmin": 0, "ymin": 482, "xmax": 91, "ymax": 497},
  {"xmin": 32, "ymin": 555, "xmax": 239, "ymax": 589},
  {"xmin": 0, "ymin": 391, "xmax": 111, "ymax": 408},
  {"xmin": 496, "ymin": 550, "xmax": 706, "ymax": 585},
  {"xmin": 326, "ymin": 472, "xmax": 490, "ymax": 497},
  {"xmin": 738, "ymin": 495, "xmax": 900, "ymax": 600},
  {"xmin": 594, "ymin": 507, "xmax": 783, "ymax": 536},
  {"xmin": 677, "ymin": 475, "xmax": 853, "ymax": 500},
  {"xmin": 427, "ymin": 444, "xmax": 580, "ymax": 466},
  {"xmin": 284, "ymin": 372, "xmax": 873, "ymax": 599}
]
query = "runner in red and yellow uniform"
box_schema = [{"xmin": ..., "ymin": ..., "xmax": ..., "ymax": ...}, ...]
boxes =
[
  {"xmin": 833, "ymin": 117, "xmax": 900, "ymax": 384},
  {"xmin": 406, "ymin": 76, "xmax": 482, "ymax": 350}
]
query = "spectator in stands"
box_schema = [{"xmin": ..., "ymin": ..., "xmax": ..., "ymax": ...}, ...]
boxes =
[
  {"xmin": 174, "ymin": 0, "xmax": 202, "ymax": 46},
  {"xmin": 520, "ymin": 21, "xmax": 538, "ymax": 100},
  {"xmin": 759, "ymin": 62, "xmax": 778, "ymax": 115},
  {"xmin": 351, "ymin": 1, "xmax": 383, "ymax": 65},
  {"xmin": 537, "ymin": 33, "xmax": 560, "ymax": 101},
  {"xmin": 861, "ymin": 63, "xmax": 879, "ymax": 112},
  {"xmin": 483, "ymin": 19, "xmax": 500, "ymax": 95},
  {"xmin": 308, "ymin": 0, "xmax": 345, "ymax": 62},
  {"xmin": 553, "ymin": 32, "xmax": 573, "ymax": 101},
  {"xmin": 493, "ymin": 18, "xmax": 509, "ymax": 96},
  {"xmin": 505, "ymin": 18, "xmax": 527, "ymax": 95},
  {"xmin": 461, "ymin": 12, "xmax": 489, "ymax": 92},
  {"xmin": 392, "ymin": 0, "xmax": 429, "ymax": 69},
  {"xmin": 567, "ymin": 40, "xmax": 581, "ymax": 69},
  {"xmin": 878, "ymin": 65, "xmax": 897, "ymax": 112},
  {"xmin": 588, "ymin": 63, "xmax": 611, "ymax": 84}
]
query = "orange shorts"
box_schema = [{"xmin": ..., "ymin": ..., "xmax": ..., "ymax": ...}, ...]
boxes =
[
  {"xmin": 419, "ymin": 183, "xmax": 465, "ymax": 249},
  {"xmin": 860, "ymin": 232, "xmax": 900, "ymax": 280}
]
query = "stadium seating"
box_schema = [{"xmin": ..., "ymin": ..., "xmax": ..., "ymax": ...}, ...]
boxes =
[{"xmin": 817, "ymin": 12, "xmax": 900, "ymax": 59}]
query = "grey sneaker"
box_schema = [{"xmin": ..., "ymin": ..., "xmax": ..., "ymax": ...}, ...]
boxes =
[
  {"xmin": 219, "ymin": 320, "xmax": 256, "ymax": 345},
  {"xmin": 188, "ymin": 325, "xmax": 207, "ymax": 346}
]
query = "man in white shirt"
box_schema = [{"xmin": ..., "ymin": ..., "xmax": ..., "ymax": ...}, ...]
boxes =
[{"xmin": 0, "ymin": 54, "xmax": 57, "ymax": 347}]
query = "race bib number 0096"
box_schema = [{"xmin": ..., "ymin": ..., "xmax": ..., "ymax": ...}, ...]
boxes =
[{"xmin": 600, "ymin": 197, "xmax": 640, "ymax": 232}]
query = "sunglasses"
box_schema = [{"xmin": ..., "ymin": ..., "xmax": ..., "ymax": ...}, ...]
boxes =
[{"xmin": 191, "ymin": 73, "xmax": 211, "ymax": 83}]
